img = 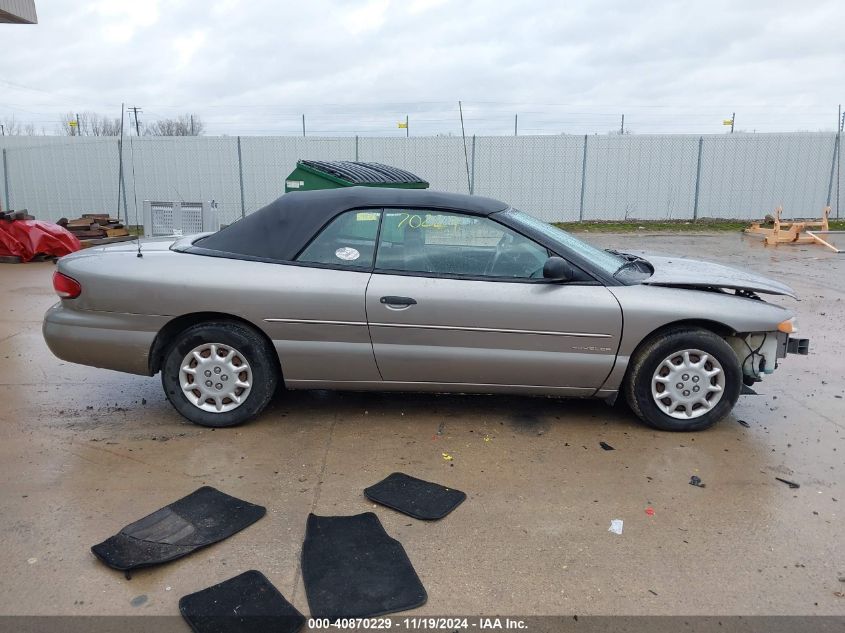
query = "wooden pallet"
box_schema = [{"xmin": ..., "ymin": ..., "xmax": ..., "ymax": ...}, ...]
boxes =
[{"xmin": 745, "ymin": 206, "xmax": 831, "ymax": 246}]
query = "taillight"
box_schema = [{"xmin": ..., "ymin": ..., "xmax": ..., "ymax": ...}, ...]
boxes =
[{"xmin": 53, "ymin": 271, "xmax": 81, "ymax": 299}]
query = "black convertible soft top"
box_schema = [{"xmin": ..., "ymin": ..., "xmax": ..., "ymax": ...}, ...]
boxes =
[{"xmin": 190, "ymin": 187, "xmax": 508, "ymax": 262}]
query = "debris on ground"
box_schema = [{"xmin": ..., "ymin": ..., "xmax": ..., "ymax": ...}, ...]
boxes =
[
  {"xmin": 689, "ymin": 475, "xmax": 705, "ymax": 488},
  {"xmin": 441, "ymin": 452, "xmax": 453, "ymax": 461},
  {"xmin": 599, "ymin": 441, "xmax": 615, "ymax": 451},
  {"xmin": 608, "ymin": 519, "xmax": 624, "ymax": 535},
  {"xmin": 737, "ymin": 419, "xmax": 751, "ymax": 428},
  {"xmin": 645, "ymin": 507, "xmax": 655, "ymax": 516},
  {"xmin": 775, "ymin": 477, "xmax": 800, "ymax": 489}
]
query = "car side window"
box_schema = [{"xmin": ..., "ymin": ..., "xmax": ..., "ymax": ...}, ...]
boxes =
[
  {"xmin": 375, "ymin": 209, "xmax": 549, "ymax": 279},
  {"xmin": 296, "ymin": 210, "xmax": 381, "ymax": 268}
]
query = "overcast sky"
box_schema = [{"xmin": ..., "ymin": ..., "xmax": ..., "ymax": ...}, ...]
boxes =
[{"xmin": 1, "ymin": 0, "xmax": 843, "ymax": 136}]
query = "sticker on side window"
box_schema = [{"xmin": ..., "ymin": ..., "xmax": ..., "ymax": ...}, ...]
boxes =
[
  {"xmin": 356, "ymin": 212, "xmax": 379, "ymax": 221},
  {"xmin": 335, "ymin": 247, "xmax": 360, "ymax": 261}
]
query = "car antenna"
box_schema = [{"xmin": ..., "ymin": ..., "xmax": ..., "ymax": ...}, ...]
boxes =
[{"xmin": 129, "ymin": 135, "xmax": 143, "ymax": 258}]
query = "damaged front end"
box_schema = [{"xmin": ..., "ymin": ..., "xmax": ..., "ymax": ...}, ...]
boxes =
[{"xmin": 727, "ymin": 317, "xmax": 810, "ymax": 386}]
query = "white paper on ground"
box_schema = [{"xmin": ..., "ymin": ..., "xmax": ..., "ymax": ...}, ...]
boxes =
[{"xmin": 608, "ymin": 519, "xmax": 624, "ymax": 535}]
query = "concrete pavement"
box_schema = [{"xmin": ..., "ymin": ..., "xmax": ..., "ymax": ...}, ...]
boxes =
[{"xmin": 0, "ymin": 232, "xmax": 842, "ymax": 618}]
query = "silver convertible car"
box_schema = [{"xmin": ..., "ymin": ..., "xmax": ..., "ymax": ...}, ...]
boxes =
[{"xmin": 44, "ymin": 187, "xmax": 808, "ymax": 431}]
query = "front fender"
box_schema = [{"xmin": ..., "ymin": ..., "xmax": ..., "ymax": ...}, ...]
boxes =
[{"xmin": 597, "ymin": 285, "xmax": 793, "ymax": 392}]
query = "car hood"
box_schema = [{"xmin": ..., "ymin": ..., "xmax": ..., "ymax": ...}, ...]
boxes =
[{"xmin": 641, "ymin": 255, "xmax": 797, "ymax": 298}]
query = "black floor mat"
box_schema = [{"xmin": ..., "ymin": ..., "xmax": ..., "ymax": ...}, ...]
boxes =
[
  {"xmin": 179, "ymin": 570, "xmax": 304, "ymax": 633},
  {"xmin": 91, "ymin": 486, "xmax": 266, "ymax": 571},
  {"xmin": 364, "ymin": 472, "xmax": 466, "ymax": 520},
  {"xmin": 301, "ymin": 513, "xmax": 427, "ymax": 620}
]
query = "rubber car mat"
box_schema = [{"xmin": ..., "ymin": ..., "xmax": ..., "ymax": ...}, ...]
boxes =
[
  {"xmin": 179, "ymin": 570, "xmax": 305, "ymax": 633},
  {"xmin": 301, "ymin": 512, "xmax": 427, "ymax": 620},
  {"xmin": 91, "ymin": 486, "xmax": 266, "ymax": 571},
  {"xmin": 364, "ymin": 472, "xmax": 466, "ymax": 520}
]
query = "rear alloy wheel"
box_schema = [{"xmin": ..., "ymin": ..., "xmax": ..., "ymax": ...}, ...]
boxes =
[
  {"xmin": 179, "ymin": 342, "xmax": 253, "ymax": 414},
  {"xmin": 162, "ymin": 322, "xmax": 278, "ymax": 427},
  {"xmin": 624, "ymin": 328, "xmax": 741, "ymax": 432}
]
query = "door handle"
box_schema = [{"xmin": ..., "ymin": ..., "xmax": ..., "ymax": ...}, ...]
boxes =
[{"xmin": 380, "ymin": 296, "xmax": 417, "ymax": 306}]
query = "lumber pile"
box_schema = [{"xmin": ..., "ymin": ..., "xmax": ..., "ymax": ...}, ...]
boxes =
[
  {"xmin": 57, "ymin": 214, "xmax": 135, "ymax": 247},
  {"xmin": 0, "ymin": 209, "xmax": 35, "ymax": 221}
]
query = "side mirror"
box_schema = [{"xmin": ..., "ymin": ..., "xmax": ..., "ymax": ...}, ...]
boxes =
[{"xmin": 543, "ymin": 256, "xmax": 575, "ymax": 281}]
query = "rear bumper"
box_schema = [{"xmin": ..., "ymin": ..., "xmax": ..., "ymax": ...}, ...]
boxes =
[{"xmin": 43, "ymin": 302, "xmax": 168, "ymax": 376}]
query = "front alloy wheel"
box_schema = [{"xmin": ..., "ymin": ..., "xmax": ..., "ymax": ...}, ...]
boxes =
[
  {"xmin": 625, "ymin": 328, "xmax": 741, "ymax": 432},
  {"xmin": 650, "ymin": 349, "xmax": 725, "ymax": 419}
]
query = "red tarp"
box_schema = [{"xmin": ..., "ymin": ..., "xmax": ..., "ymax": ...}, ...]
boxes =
[{"xmin": 0, "ymin": 220, "xmax": 82, "ymax": 262}]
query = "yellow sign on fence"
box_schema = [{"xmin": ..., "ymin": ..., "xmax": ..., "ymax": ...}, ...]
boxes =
[
  {"xmin": 722, "ymin": 119, "xmax": 733, "ymax": 126},
  {"xmin": 397, "ymin": 121, "xmax": 408, "ymax": 129}
]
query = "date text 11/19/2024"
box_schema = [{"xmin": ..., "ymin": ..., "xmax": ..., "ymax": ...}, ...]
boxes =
[{"xmin": 307, "ymin": 617, "xmax": 528, "ymax": 630}]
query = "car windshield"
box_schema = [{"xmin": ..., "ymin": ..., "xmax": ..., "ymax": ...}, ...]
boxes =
[{"xmin": 502, "ymin": 209, "xmax": 626, "ymax": 276}]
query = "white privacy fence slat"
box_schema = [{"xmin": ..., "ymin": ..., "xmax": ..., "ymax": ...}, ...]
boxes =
[{"xmin": 0, "ymin": 132, "xmax": 841, "ymax": 224}]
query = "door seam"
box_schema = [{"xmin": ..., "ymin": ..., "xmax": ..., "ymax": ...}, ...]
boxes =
[{"xmin": 363, "ymin": 273, "xmax": 386, "ymax": 380}]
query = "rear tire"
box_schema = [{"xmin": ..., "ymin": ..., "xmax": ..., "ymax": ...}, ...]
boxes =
[
  {"xmin": 624, "ymin": 328, "xmax": 741, "ymax": 432},
  {"xmin": 161, "ymin": 321, "xmax": 278, "ymax": 427}
]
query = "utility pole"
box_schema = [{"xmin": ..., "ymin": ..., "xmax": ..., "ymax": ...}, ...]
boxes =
[
  {"xmin": 116, "ymin": 103, "xmax": 125, "ymax": 221},
  {"xmin": 458, "ymin": 101, "xmax": 471, "ymax": 194},
  {"xmin": 837, "ymin": 103, "xmax": 842, "ymax": 219},
  {"xmin": 620, "ymin": 114, "xmax": 625, "ymax": 135},
  {"xmin": 730, "ymin": 112, "xmax": 735, "ymax": 134},
  {"xmin": 190, "ymin": 115, "xmax": 195, "ymax": 136},
  {"xmin": 514, "ymin": 113, "xmax": 518, "ymax": 136},
  {"xmin": 128, "ymin": 106, "xmax": 142, "ymax": 136},
  {"xmin": 76, "ymin": 113, "xmax": 81, "ymax": 136},
  {"xmin": 405, "ymin": 114, "xmax": 409, "ymax": 138},
  {"xmin": 0, "ymin": 124, "xmax": 4, "ymax": 136},
  {"xmin": 302, "ymin": 114, "xmax": 306, "ymax": 137}
]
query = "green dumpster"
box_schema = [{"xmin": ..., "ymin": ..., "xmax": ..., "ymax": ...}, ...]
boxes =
[{"xmin": 284, "ymin": 160, "xmax": 429, "ymax": 193}]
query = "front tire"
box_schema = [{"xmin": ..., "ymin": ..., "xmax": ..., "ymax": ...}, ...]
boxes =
[
  {"xmin": 161, "ymin": 321, "xmax": 278, "ymax": 427},
  {"xmin": 624, "ymin": 328, "xmax": 741, "ymax": 432}
]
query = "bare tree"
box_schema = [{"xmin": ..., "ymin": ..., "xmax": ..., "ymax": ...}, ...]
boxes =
[
  {"xmin": 59, "ymin": 111, "xmax": 121, "ymax": 136},
  {"xmin": 89, "ymin": 113, "xmax": 121, "ymax": 136},
  {"xmin": 144, "ymin": 114, "xmax": 204, "ymax": 136},
  {"xmin": 0, "ymin": 116, "xmax": 46, "ymax": 136},
  {"xmin": 59, "ymin": 112, "xmax": 78, "ymax": 136},
  {"xmin": 1, "ymin": 116, "xmax": 22, "ymax": 135}
]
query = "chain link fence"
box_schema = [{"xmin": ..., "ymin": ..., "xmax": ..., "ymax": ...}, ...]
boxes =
[{"xmin": 1, "ymin": 132, "xmax": 841, "ymax": 225}]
